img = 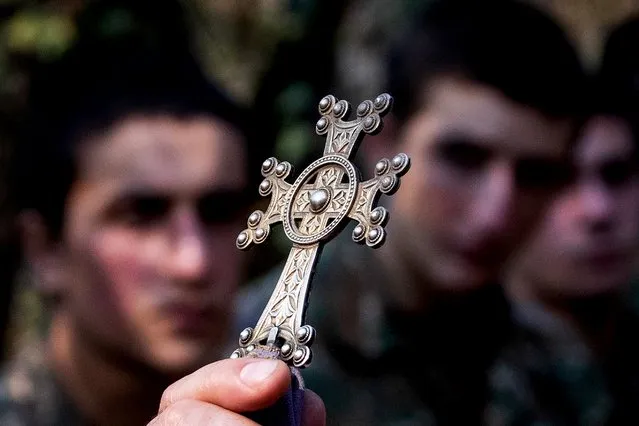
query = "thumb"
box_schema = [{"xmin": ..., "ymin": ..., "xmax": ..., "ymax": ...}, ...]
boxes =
[{"xmin": 159, "ymin": 358, "xmax": 291, "ymax": 414}]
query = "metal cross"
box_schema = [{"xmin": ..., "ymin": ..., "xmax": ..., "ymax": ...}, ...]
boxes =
[{"xmin": 231, "ymin": 93, "xmax": 410, "ymax": 368}]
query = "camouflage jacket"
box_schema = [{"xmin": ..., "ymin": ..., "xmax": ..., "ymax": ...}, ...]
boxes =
[
  {"xmin": 0, "ymin": 340, "xmax": 83, "ymax": 426},
  {"xmin": 485, "ymin": 301, "xmax": 639, "ymax": 426},
  {"xmin": 235, "ymin": 228, "xmax": 513, "ymax": 426}
]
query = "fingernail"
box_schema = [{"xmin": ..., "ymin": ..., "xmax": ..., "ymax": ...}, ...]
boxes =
[{"xmin": 240, "ymin": 359, "xmax": 279, "ymax": 386}]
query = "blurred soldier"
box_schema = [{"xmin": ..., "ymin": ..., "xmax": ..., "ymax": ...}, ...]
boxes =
[
  {"xmin": 0, "ymin": 22, "xmax": 265, "ymax": 426},
  {"xmin": 486, "ymin": 16, "xmax": 639, "ymax": 425}
]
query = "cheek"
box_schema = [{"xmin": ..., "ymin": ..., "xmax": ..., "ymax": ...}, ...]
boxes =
[
  {"xmin": 620, "ymin": 188, "xmax": 639, "ymax": 234},
  {"xmin": 88, "ymin": 228, "xmax": 157, "ymax": 310},
  {"xmin": 520, "ymin": 201, "xmax": 575, "ymax": 270},
  {"xmin": 209, "ymin": 227, "xmax": 244, "ymax": 288},
  {"xmin": 527, "ymin": 223, "xmax": 564, "ymax": 261},
  {"xmin": 394, "ymin": 155, "xmax": 467, "ymax": 231},
  {"xmin": 423, "ymin": 162, "xmax": 474, "ymax": 231}
]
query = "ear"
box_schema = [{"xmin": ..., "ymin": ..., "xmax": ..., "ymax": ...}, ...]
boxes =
[
  {"xmin": 18, "ymin": 210, "xmax": 67, "ymax": 296},
  {"xmin": 358, "ymin": 113, "xmax": 403, "ymax": 174}
]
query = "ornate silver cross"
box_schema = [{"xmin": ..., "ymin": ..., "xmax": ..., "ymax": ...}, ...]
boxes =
[{"xmin": 231, "ymin": 93, "xmax": 410, "ymax": 368}]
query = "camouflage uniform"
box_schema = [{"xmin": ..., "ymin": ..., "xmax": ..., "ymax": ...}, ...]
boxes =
[
  {"xmin": 0, "ymin": 340, "xmax": 83, "ymax": 426},
  {"xmin": 235, "ymin": 226, "xmax": 512, "ymax": 426},
  {"xmin": 485, "ymin": 301, "xmax": 639, "ymax": 426}
]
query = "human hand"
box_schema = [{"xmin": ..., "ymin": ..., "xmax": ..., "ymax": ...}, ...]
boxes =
[{"xmin": 149, "ymin": 357, "xmax": 326, "ymax": 425}]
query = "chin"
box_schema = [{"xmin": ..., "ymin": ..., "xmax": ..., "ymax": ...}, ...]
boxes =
[
  {"xmin": 562, "ymin": 277, "xmax": 628, "ymax": 298},
  {"xmin": 147, "ymin": 340, "xmax": 220, "ymax": 377},
  {"xmin": 433, "ymin": 272, "xmax": 491, "ymax": 293},
  {"xmin": 433, "ymin": 261, "xmax": 495, "ymax": 292}
]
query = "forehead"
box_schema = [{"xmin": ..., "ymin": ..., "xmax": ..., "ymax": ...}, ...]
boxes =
[
  {"xmin": 409, "ymin": 77, "xmax": 572, "ymax": 158},
  {"xmin": 575, "ymin": 115, "xmax": 634, "ymax": 166},
  {"xmin": 77, "ymin": 114, "xmax": 247, "ymax": 192}
]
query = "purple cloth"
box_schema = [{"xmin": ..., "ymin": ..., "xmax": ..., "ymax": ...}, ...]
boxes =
[{"xmin": 246, "ymin": 371, "xmax": 305, "ymax": 425}]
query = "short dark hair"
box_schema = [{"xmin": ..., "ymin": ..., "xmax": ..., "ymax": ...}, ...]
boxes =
[
  {"xmin": 596, "ymin": 15, "xmax": 639, "ymax": 121},
  {"xmin": 594, "ymin": 14, "xmax": 639, "ymax": 158},
  {"xmin": 386, "ymin": 0, "xmax": 586, "ymax": 122},
  {"xmin": 13, "ymin": 36, "xmax": 260, "ymax": 240}
]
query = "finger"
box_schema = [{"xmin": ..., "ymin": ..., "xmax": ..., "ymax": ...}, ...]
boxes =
[
  {"xmin": 149, "ymin": 399, "xmax": 260, "ymax": 426},
  {"xmin": 159, "ymin": 358, "xmax": 291, "ymax": 414},
  {"xmin": 302, "ymin": 390, "xmax": 326, "ymax": 426}
]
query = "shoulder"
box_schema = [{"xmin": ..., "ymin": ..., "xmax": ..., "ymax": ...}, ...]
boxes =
[
  {"xmin": 0, "ymin": 341, "xmax": 79, "ymax": 426},
  {"xmin": 233, "ymin": 234, "xmax": 353, "ymax": 334},
  {"xmin": 234, "ymin": 264, "xmax": 284, "ymax": 336},
  {"xmin": 0, "ymin": 351, "xmax": 39, "ymax": 426}
]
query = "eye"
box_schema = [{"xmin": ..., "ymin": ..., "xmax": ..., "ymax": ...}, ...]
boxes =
[
  {"xmin": 434, "ymin": 139, "xmax": 491, "ymax": 171},
  {"xmin": 515, "ymin": 158, "xmax": 572, "ymax": 190},
  {"xmin": 197, "ymin": 191, "xmax": 250, "ymax": 225},
  {"xmin": 114, "ymin": 196, "xmax": 171, "ymax": 227},
  {"xmin": 600, "ymin": 159, "xmax": 638, "ymax": 188}
]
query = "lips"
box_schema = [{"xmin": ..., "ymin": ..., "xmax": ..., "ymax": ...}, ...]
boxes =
[
  {"xmin": 163, "ymin": 301, "xmax": 220, "ymax": 334},
  {"xmin": 580, "ymin": 249, "xmax": 629, "ymax": 270},
  {"xmin": 454, "ymin": 242, "xmax": 506, "ymax": 269}
]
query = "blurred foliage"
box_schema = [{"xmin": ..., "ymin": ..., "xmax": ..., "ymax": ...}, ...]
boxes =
[
  {"xmin": 537, "ymin": 0, "xmax": 639, "ymax": 69},
  {"xmin": 0, "ymin": 0, "xmax": 320, "ymax": 129},
  {"xmin": 0, "ymin": 0, "xmax": 634, "ymax": 141},
  {"xmin": 0, "ymin": 0, "xmax": 632, "ymax": 173},
  {"xmin": 6, "ymin": 11, "xmax": 73, "ymax": 59}
]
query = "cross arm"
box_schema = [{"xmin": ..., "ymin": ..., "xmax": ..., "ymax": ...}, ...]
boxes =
[
  {"xmin": 236, "ymin": 157, "xmax": 293, "ymax": 250},
  {"xmin": 347, "ymin": 153, "xmax": 410, "ymax": 247}
]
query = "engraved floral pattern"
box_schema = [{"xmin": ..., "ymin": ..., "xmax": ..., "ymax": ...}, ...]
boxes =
[
  {"xmin": 329, "ymin": 189, "xmax": 347, "ymax": 212},
  {"xmin": 295, "ymin": 190, "xmax": 311, "ymax": 212},
  {"xmin": 331, "ymin": 130, "xmax": 352, "ymax": 154},
  {"xmin": 268, "ymin": 247, "xmax": 312, "ymax": 327},
  {"xmin": 268, "ymin": 180, "xmax": 290, "ymax": 221},
  {"xmin": 299, "ymin": 214, "xmax": 323, "ymax": 235}
]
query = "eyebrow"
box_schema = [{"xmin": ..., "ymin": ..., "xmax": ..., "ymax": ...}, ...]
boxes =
[
  {"xmin": 102, "ymin": 187, "xmax": 252, "ymax": 216},
  {"xmin": 113, "ymin": 186, "xmax": 248, "ymax": 199},
  {"xmin": 578, "ymin": 152, "xmax": 635, "ymax": 168},
  {"xmin": 434, "ymin": 132, "xmax": 506, "ymax": 152},
  {"xmin": 103, "ymin": 186, "xmax": 248, "ymax": 211}
]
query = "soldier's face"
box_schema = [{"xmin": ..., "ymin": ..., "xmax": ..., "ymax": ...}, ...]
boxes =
[
  {"xmin": 512, "ymin": 116, "xmax": 639, "ymax": 297},
  {"xmin": 59, "ymin": 115, "xmax": 248, "ymax": 375},
  {"xmin": 390, "ymin": 77, "xmax": 573, "ymax": 291}
]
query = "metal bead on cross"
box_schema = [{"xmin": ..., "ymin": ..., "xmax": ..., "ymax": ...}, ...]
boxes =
[{"xmin": 231, "ymin": 93, "xmax": 410, "ymax": 369}]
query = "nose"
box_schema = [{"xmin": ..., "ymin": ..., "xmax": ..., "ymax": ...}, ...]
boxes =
[
  {"xmin": 165, "ymin": 207, "xmax": 208, "ymax": 283},
  {"xmin": 578, "ymin": 181, "xmax": 613, "ymax": 234},
  {"xmin": 471, "ymin": 161, "xmax": 514, "ymax": 237}
]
